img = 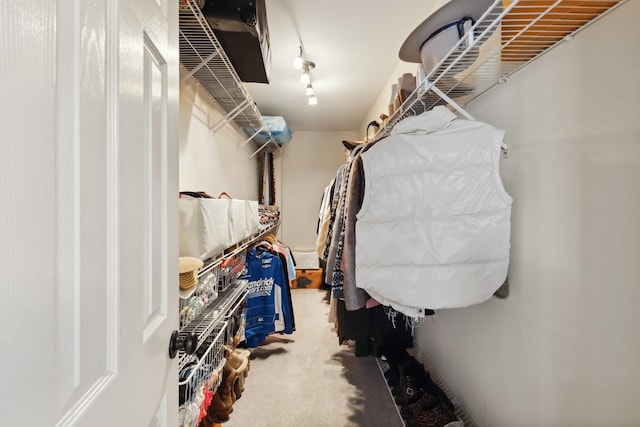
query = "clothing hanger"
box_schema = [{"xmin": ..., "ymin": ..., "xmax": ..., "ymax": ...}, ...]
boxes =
[
  {"xmin": 426, "ymin": 80, "xmax": 509, "ymax": 158},
  {"xmin": 254, "ymin": 240, "xmax": 272, "ymax": 255}
]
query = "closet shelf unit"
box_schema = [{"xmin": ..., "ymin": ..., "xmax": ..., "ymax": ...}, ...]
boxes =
[
  {"xmin": 177, "ymin": 219, "xmax": 279, "ymax": 424},
  {"xmin": 376, "ymin": 0, "xmax": 627, "ymax": 140},
  {"xmin": 179, "ymin": 0, "xmax": 277, "ymax": 157},
  {"xmin": 177, "ymin": 220, "xmax": 280, "ymax": 371}
]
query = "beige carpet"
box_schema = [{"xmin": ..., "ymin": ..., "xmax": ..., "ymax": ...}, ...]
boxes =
[{"xmin": 225, "ymin": 289, "xmax": 404, "ymax": 427}]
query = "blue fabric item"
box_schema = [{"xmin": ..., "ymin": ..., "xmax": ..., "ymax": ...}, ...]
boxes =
[
  {"xmin": 283, "ymin": 246, "xmax": 296, "ymax": 281},
  {"xmin": 244, "ymin": 248, "xmax": 293, "ymax": 348},
  {"xmin": 244, "ymin": 116, "xmax": 293, "ymax": 146}
]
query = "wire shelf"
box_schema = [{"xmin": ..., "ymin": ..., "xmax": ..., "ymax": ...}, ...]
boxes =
[
  {"xmin": 376, "ymin": 347, "xmax": 477, "ymax": 427},
  {"xmin": 179, "ymin": 268, "xmax": 219, "ymax": 330},
  {"xmin": 177, "ymin": 220, "xmax": 279, "ymax": 371},
  {"xmin": 178, "ymin": 321, "xmax": 229, "ymax": 427},
  {"xmin": 179, "ymin": 0, "xmax": 278, "ymax": 155},
  {"xmin": 197, "ymin": 220, "xmax": 280, "ymax": 278},
  {"xmin": 178, "ymin": 281, "xmax": 248, "ymax": 370},
  {"xmin": 376, "ymin": 0, "xmax": 627, "ymax": 140}
]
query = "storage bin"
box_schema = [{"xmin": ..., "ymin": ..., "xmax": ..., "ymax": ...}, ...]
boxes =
[
  {"xmin": 179, "ymin": 197, "xmax": 260, "ymax": 261},
  {"xmin": 292, "ymin": 269, "xmax": 323, "ymax": 289},
  {"xmin": 244, "ymin": 116, "xmax": 293, "ymax": 146},
  {"xmin": 291, "ymin": 250, "xmax": 319, "ymax": 269},
  {"xmin": 179, "ymin": 198, "xmax": 231, "ymax": 261}
]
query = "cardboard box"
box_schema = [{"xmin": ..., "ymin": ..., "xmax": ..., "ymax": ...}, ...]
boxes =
[{"xmin": 293, "ymin": 269, "xmax": 323, "ymax": 289}]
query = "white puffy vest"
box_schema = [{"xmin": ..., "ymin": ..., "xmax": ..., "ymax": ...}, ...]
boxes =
[{"xmin": 355, "ymin": 107, "xmax": 512, "ymax": 317}]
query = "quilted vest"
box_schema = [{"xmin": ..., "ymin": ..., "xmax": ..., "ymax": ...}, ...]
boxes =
[{"xmin": 355, "ymin": 107, "xmax": 512, "ymax": 317}]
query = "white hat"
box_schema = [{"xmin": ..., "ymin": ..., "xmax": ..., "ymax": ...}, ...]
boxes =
[{"xmin": 399, "ymin": 0, "xmax": 494, "ymax": 64}]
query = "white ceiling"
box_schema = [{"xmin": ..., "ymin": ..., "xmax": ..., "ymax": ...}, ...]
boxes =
[{"xmin": 244, "ymin": 0, "xmax": 447, "ymax": 132}]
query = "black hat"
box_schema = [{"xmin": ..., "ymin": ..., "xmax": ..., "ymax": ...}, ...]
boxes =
[{"xmin": 342, "ymin": 140, "xmax": 365, "ymax": 150}]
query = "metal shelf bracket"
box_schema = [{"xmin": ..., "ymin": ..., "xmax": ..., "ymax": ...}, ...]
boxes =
[{"xmin": 211, "ymin": 99, "xmax": 250, "ymax": 134}]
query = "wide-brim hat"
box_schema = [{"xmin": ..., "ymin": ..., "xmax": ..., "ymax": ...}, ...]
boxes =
[
  {"xmin": 179, "ymin": 257, "xmax": 203, "ymax": 293},
  {"xmin": 399, "ymin": 0, "xmax": 494, "ymax": 63},
  {"xmin": 179, "ymin": 256, "xmax": 203, "ymax": 274},
  {"xmin": 179, "ymin": 275, "xmax": 199, "ymax": 299},
  {"xmin": 342, "ymin": 140, "xmax": 366, "ymax": 150},
  {"xmin": 179, "ymin": 271, "xmax": 199, "ymax": 290}
]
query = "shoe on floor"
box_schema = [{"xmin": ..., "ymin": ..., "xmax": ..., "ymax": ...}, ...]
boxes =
[
  {"xmin": 400, "ymin": 391, "xmax": 440, "ymax": 420},
  {"xmin": 405, "ymin": 400, "xmax": 459, "ymax": 427}
]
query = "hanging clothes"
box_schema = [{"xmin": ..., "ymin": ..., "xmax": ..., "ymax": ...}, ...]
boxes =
[
  {"xmin": 340, "ymin": 145, "xmax": 369, "ymax": 311},
  {"xmin": 266, "ymin": 236, "xmax": 297, "ymax": 283},
  {"xmin": 317, "ymin": 143, "xmax": 408, "ymax": 357},
  {"xmin": 322, "ymin": 164, "xmax": 346, "ymax": 269},
  {"xmin": 244, "ymin": 247, "xmax": 294, "ymax": 347},
  {"xmin": 259, "ymin": 237, "xmax": 297, "ymax": 331},
  {"xmin": 315, "ymin": 180, "xmax": 334, "ymax": 259},
  {"xmin": 324, "ymin": 143, "xmax": 365, "ymax": 300},
  {"xmin": 354, "ymin": 106, "xmax": 513, "ymax": 317}
]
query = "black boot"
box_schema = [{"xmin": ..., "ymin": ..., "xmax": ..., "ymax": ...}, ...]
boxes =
[
  {"xmin": 399, "ymin": 358, "xmax": 430, "ymax": 387},
  {"xmin": 391, "ymin": 370, "xmax": 410, "ymax": 396},
  {"xmin": 422, "ymin": 378, "xmax": 456, "ymax": 413},
  {"xmin": 394, "ymin": 377, "xmax": 424, "ymax": 405},
  {"xmin": 384, "ymin": 363, "xmax": 400, "ymax": 387}
]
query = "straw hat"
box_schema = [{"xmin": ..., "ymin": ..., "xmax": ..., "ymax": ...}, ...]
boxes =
[{"xmin": 179, "ymin": 257, "xmax": 203, "ymax": 291}]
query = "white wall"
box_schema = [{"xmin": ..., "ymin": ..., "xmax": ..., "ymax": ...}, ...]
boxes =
[
  {"xmin": 279, "ymin": 130, "xmax": 357, "ymax": 253},
  {"xmin": 410, "ymin": 3, "xmax": 640, "ymax": 426},
  {"xmin": 360, "ymin": 61, "xmax": 417, "ymax": 138},
  {"xmin": 179, "ymin": 75, "xmax": 352, "ymax": 257},
  {"xmin": 179, "ymin": 74, "xmax": 260, "ymax": 200},
  {"xmin": 359, "ymin": 0, "xmax": 451, "ymax": 137}
]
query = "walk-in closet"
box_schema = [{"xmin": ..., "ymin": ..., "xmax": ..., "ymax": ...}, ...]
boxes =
[{"xmin": 2, "ymin": 0, "xmax": 639, "ymax": 426}]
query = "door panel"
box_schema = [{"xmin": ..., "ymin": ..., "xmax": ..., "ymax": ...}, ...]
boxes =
[
  {"xmin": 142, "ymin": 35, "xmax": 169, "ymax": 339},
  {"xmin": 56, "ymin": 1, "xmax": 116, "ymax": 421},
  {"xmin": 0, "ymin": 0, "xmax": 178, "ymax": 425}
]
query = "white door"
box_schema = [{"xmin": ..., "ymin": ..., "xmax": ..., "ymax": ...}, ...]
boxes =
[{"xmin": 0, "ymin": 0, "xmax": 179, "ymax": 426}]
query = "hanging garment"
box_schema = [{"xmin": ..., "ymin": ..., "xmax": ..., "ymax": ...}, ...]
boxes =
[
  {"xmin": 271, "ymin": 245, "xmax": 297, "ymax": 332},
  {"xmin": 330, "ymin": 143, "xmax": 368, "ymax": 309},
  {"xmin": 340, "ymin": 146, "xmax": 368, "ymax": 311},
  {"xmin": 322, "ymin": 164, "xmax": 346, "ymax": 273},
  {"xmin": 257, "ymin": 236, "xmax": 297, "ymax": 331},
  {"xmin": 315, "ymin": 181, "xmax": 334, "ymax": 259},
  {"xmin": 244, "ymin": 248, "xmax": 293, "ymax": 347},
  {"xmin": 334, "ymin": 299, "xmax": 414, "ymax": 357},
  {"xmin": 326, "ymin": 143, "xmax": 367, "ymax": 300},
  {"xmin": 355, "ymin": 106, "xmax": 512, "ymax": 317},
  {"xmin": 271, "ymin": 241, "xmax": 297, "ymax": 282},
  {"xmin": 317, "ymin": 182, "xmax": 333, "ymax": 234}
]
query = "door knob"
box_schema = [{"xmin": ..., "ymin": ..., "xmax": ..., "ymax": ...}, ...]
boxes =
[{"xmin": 168, "ymin": 330, "xmax": 198, "ymax": 359}]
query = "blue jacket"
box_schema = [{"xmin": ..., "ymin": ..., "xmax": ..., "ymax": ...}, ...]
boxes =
[{"xmin": 244, "ymin": 248, "xmax": 293, "ymax": 347}]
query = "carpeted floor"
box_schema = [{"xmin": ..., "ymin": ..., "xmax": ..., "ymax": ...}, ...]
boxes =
[{"xmin": 225, "ymin": 289, "xmax": 404, "ymax": 427}]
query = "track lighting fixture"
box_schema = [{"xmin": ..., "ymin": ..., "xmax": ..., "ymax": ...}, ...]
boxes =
[
  {"xmin": 305, "ymin": 84, "xmax": 315, "ymax": 96},
  {"xmin": 300, "ymin": 61, "xmax": 315, "ymax": 84},
  {"xmin": 293, "ymin": 46, "xmax": 303, "ymax": 70},
  {"xmin": 293, "ymin": 46, "xmax": 318, "ymax": 105}
]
